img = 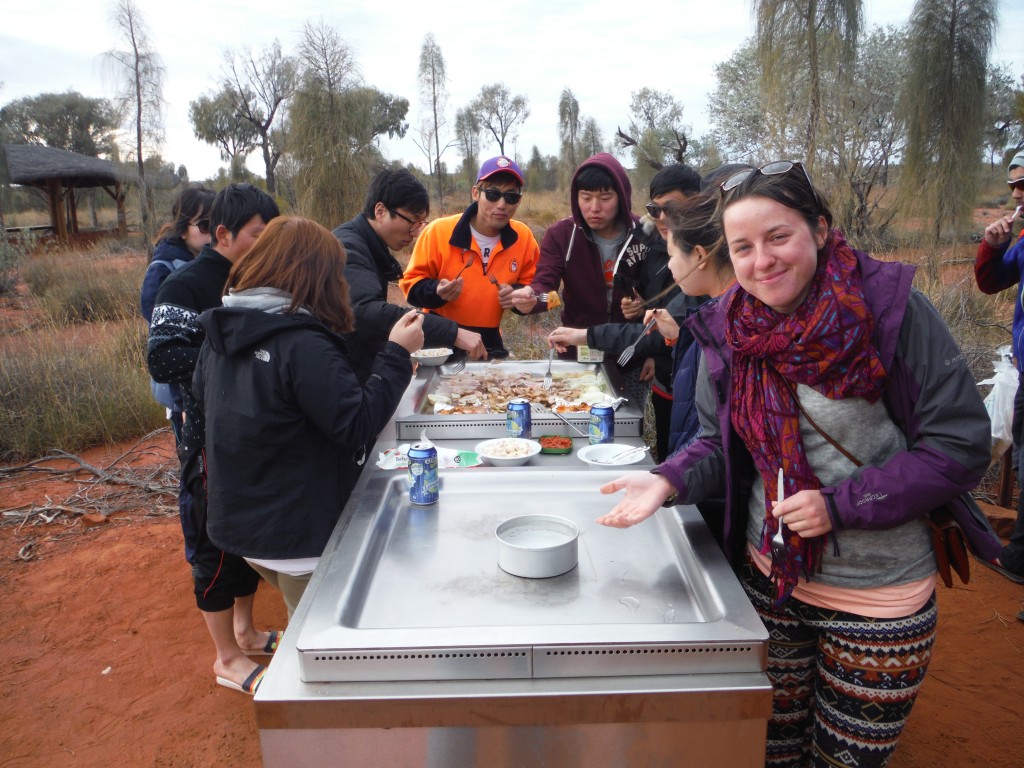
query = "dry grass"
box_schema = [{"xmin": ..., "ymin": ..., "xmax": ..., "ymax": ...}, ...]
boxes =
[
  {"xmin": 21, "ymin": 245, "xmax": 147, "ymax": 326},
  {"xmin": 1, "ymin": 243, "xmax": 163, "ymax": 461}
]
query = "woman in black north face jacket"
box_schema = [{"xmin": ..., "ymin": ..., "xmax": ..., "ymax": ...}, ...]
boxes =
[{"xmin": 193, "ymin": 216, "xmax": 424, "ymax": 617}]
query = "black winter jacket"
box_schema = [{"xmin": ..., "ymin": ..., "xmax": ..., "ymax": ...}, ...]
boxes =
[
  {"xmin": 192, "ymin": 307, "xmax": 413, "ymax": 559},
  {"xmin": 333, "ymin": 215, "xmax": 458, "ymax": 382},
  {"xmin": 147, "ymin": 245, "xmax": 232, "ymax": 484}
]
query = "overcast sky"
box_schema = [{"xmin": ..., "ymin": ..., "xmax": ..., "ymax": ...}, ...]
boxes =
[{"xmin": 1, "ymin": 0, "xmax": 1021, "ymax": 181}]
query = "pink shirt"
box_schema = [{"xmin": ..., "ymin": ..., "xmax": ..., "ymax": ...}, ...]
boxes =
[{"xmin": 748, "ymin": 544, "xmax": 935, "ymax": 619}]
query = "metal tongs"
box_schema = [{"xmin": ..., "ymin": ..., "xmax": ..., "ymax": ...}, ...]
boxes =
[
  {"xmin": 549, "ymin": 408, "xmax": 588, "ymax": 437},
  {"xmin": 770, "ymin": 468, "xmax": 786, "ymax": 558}
]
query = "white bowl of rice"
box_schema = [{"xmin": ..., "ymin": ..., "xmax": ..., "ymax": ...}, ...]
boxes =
[
  {"xmin": 411, "ymin": 347, "xmax": 453, "ymax": 366},
  {"xmin": 475, "ymin": 438, "xmax": 542, "ymax": 467}
]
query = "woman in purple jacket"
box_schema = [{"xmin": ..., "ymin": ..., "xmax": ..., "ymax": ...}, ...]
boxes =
[{"xmin": 597, "ymin": 162, "xmax": 999, "ymax": 767}]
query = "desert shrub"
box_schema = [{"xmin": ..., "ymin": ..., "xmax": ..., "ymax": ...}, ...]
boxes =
[
  {"xmin": 22, "ymin": 246, "xmax": 146, "ymax": 325},
  {"xmin": 0, "ymin": 231, "xmax": 37, "ymax": 295},
  {"xmin": 0, "ymin": 318, "xmax": 165, "ymax": 461}
]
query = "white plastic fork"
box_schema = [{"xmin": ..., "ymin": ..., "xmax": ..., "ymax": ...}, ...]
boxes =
[
  {"xmin": 616, "ymin": 317, "xmax": 657, "ymax": 366},
  {"xmin": 771, "ymin": 468, "xmax": 786, "ymax": 558}
]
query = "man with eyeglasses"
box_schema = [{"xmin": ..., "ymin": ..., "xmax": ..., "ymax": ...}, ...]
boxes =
[
  {"xmin": 400, "ymin": 156, "xmax": 539, "ymax": 359},
  {"xmin": 332, "ymin": 168, "xmax": 487, "ymax": 381},
  {"xmin": 974, "ymin": 151, "xmax": 1024, "ymax": 590}
]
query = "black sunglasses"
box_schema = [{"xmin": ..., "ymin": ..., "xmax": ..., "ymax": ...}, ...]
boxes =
[
  {"xmin": 478, "ymin": 187, "xmax": 522, "ymax": 205},
  {"xmin": 645, "ymin": 202, "xmax": 675, "ymax": 219},
  {"xmin": 1008, "ymin": 178, "xmax": 1024, "ymax": 192},
  {"xmin": 191, "ymin": 218, "xmax": 210, "ymax": 235}
]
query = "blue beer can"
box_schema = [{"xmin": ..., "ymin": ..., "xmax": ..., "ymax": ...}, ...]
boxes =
[
  {"xmin": 407, "ymin": 442, "xmax": 439, "ymax": 506},
  {"xmin": 589, "ymin": 403, "xmax": 615, "ymax": 445},
  {"xmin": 506, "ymin": 398, "xmax": 532, "ymax": 439}
]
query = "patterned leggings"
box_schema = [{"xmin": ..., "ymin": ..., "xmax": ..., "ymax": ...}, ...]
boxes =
[{"xmin": 741, "ymin": 563, "xmax": 937, "ymax": 768}]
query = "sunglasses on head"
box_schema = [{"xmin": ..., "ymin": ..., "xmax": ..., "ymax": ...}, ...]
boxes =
[
  {"xmin": 191, "ymin": 218, "xmax": 210, "ymax": 235},
  {"xmin": 720, "ymin": 161, "xmax": 815, "ymax": 193},
  {"xmin": 478, "ymin": 187, "xmax": 522, "ymax": 205},
  {"xmin": 1008, "ymin": 178, "xmax": 1024, "ymax": 192}
]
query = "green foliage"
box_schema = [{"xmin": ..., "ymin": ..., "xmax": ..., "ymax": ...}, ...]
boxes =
[
  {"xmin": 983, "ymin": 63, "xmax": 1022, "ymax": 168},
  {"xmin": 558, "ymin": 89, "xmax": 581, "ymax": 171},
  {"xmin": 899, "ymin": 0, "xmax": 997, "ymax": 247},
  {"xmin": 0, "ymin": 318, "xmax": 164, "ymax": 461},
  {"xmin": 290, "ymin": 20, "xmax": 407, "ymax": 225},
  {"xmin": 189, "ymin": 88, "xmax": 260, "ymax": 163},
  {"xmin": 454, "ymin": 107, "xmax": 482, "ymax": 187},
  {"xmin": 0, "ymin": 91, "xmax": 119, "ymax": 155}
]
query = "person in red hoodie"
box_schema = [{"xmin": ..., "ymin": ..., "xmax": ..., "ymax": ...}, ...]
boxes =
[{"xmin": 974, "ymin": 150, "xmax": 1024, "ymax": 591}]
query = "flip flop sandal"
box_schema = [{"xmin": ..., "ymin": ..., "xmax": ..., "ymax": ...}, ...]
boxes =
[
  {"xmin": 244, "ymin": 630, "xmax": 282, "ymax": 656},
  {"xmin": 216, "ymin": 665, "xmax": 266, "ymax": 696}
]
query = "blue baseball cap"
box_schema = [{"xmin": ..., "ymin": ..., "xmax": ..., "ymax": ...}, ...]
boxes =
[{"xmin": 477, "ymin": 156, "xmax": 524, "ymax": 186}]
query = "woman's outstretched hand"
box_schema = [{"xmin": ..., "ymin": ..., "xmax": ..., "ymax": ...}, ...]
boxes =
[{"xmin": 597, "ymin": 473, "xmax": 676, "ymax": 528}]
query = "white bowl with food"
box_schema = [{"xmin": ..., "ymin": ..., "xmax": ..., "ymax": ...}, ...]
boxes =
[
  {"xmin": 495, "ymin": 514, "xmax": 579, "ymax": 578},
  {"xmin": 474, "ymin": 437, "xmax": 542, "ymax": 467},
  {"xmin": 411, "ymin": 347, "xmax": 453, "ymax": 366},
  {"xmin": 577, "ymin": 442, "xmax": 649, "ymax": 468}
]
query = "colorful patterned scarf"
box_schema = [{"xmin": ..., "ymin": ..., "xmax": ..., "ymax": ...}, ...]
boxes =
[{"xmin": 726, "ymin": 230, "xmax": 887, "ymax": 605}]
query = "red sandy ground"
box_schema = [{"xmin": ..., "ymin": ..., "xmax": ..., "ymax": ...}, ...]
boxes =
[{"xmin": 0, "ymin": 432, "xmax": 1021, "ymax": 767}]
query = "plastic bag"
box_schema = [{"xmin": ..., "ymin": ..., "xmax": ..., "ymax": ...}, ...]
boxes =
[{"xmin": 978, "ymin": 345, "xmax": 1018, "ymax": 465}]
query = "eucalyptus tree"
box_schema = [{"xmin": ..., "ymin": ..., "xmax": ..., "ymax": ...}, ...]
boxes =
[
  {"xmin": 290, "ymin": 20, "xmax": 408, "ymax": 224},
  {"xmin": 454, "ymin": 107, "xmax": 482, "ymax": 187},
  {"xmin": 470, "ymin": 83, "xmax": 529, "ymax": 156},
  {"xmin": 415, "ymin": 34, "xmax": 451, "ymax": 205},
  {"xmin": 900, "ymin": 0, "xmax": 997, "ymax": 246},
  {"xmin": 579, "ymin": 117, "xmax": 604, "ymax": 158},
  {"xmin": 0, "ymin": 92, "xmax": 119, "ymax": 156},
  {"xmin": 982, "ymin": 63, "xmax": 1021, "ymax": 169},
  {"xmin": 558, "ymin": 88, "xmax": 581, "ymax": 170},
  {"xmin": 752, "ymin": 0, "xmax": 862, "ymax": 172},
  {"xmin": 188, "ymin": 89, "xmax": 260, "ymax": 171},
  {"xmin": 104, "ymin": 0, "xmax": 165, "ymax": 239},
  {"xmin": 221, "ymin": 40, "xmax": 297, "ymax": 195},
  {"xmin": 618, "ymin": 88, "xmax": 688, "ymax": 191}
]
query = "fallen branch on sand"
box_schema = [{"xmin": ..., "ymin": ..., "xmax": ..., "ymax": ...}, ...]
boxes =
[{"xmin": 0, "ymin": 429, "xmax": 180, "ymax": 541}]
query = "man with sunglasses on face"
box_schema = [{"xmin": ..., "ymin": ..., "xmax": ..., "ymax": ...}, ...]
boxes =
[
  {"xmin": 332, "ymin": 168, "xmax": 487, "ymax": 382},
  {"xmin": 400, "ymin": 156, "xmax": 539, "ymax": 359},
  {"xmin": 974, "ymin": 151, "xmax": 1024, "ymax": 590}
]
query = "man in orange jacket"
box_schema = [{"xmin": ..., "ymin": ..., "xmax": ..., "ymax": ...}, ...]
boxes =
[{"xmin": 400, "ymin": 156, "xmax": 539, "ymax": 358}]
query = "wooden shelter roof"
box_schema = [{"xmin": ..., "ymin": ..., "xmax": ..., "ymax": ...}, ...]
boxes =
[{"xmin": 1, "ymin": 143, "xmax": 124, "ymax": 188}]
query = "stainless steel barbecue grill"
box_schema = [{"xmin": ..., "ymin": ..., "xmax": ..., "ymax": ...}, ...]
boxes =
[
  {"xmin": 393, "ymin": 360, "xmax": 644, "ymax": 439},
  {"xmin": 295, "ymin": 469, "xmax": 766, "ymax": 683}
]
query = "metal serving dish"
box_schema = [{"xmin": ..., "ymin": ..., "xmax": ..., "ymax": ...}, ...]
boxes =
[
  {"xmin": 496, "ymin": 514, "xmax": 579, "ymax": 578},
  {"xmin": 295, "ymin": 469, "xmax": 767, "ymax": 683},
  {"xmin": 393, "ymin": 360, "xmax": 644, "ymax": 439}
]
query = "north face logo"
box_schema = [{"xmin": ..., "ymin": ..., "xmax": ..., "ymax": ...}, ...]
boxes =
[{"xmin": 254, "ymin": 349, "xmax": 270, "ymax": 362}]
